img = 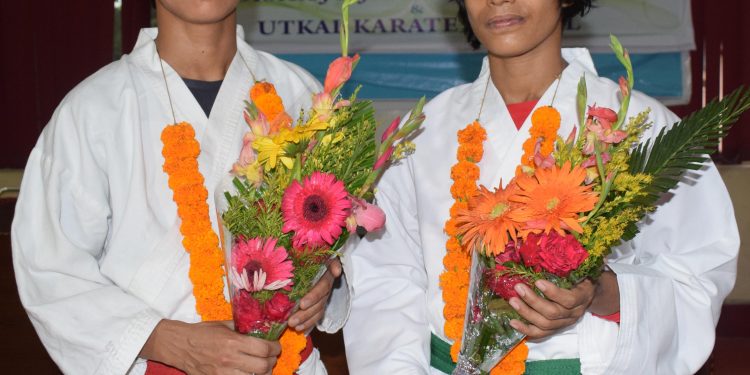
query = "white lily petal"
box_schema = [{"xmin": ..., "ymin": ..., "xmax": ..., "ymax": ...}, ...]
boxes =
[
  {"xmin": 252, "ymin": 270, "xmax": 268, "ymax": 292},
  {"xmin": 240, "ymin": 269, "xmax": 251, "ymax": 291},
  {"xmin": 264, "ymin": 279, "xmax": 292, "ymax": 291}
]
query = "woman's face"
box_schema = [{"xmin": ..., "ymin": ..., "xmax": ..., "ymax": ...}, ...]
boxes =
[
  {"xmin": 157, "ymin": 0, "xmax": 239, "ymax": 25},
  {"xmin": 464, "ymin": 0, "xmax": 563, "ymax": 58}
]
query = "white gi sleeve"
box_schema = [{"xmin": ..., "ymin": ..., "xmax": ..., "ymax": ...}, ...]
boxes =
[
  {"xmin": 12, "ymin": 98, "xmax": 162, "ymax": 375},
  {"xmin": 605, "ymin": 103, "xmax": 739, "ymax": 374},
  {"xmin": 343, "ymin": 158, "xmax": 432, "ymax": 374}
]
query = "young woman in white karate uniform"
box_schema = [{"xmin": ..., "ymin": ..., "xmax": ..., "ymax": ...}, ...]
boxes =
[{"xmin": 344, "ymin": 0, "xmax": 738, "ymax": 374}]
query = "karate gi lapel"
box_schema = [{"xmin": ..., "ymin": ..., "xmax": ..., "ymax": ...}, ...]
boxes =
[
  {"xmin": 123, "ymin": 28, "xmax": 255, "ymax": 305},
  {"xmin": 480, "ymin": 49, "xmax": 597, "ymax": 190}
]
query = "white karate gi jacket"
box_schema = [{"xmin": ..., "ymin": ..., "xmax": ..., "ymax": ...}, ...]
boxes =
[
  {"xmin": 12, "ymin": 27, "xmax": 350, "ymax": 375},
  {"xmin": 343, "ymin": 48, "xmax": 739, "ymax": 375}
]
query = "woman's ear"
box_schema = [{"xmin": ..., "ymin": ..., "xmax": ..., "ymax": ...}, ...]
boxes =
[{"xmin": 561, "ymin": 0, "xmax": 574, "ymax": 8}]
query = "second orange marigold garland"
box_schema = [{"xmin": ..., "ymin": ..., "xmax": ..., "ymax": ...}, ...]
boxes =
[{"xmin": 442, "ymin": 120, "xmax": 529, "ymax": 375}]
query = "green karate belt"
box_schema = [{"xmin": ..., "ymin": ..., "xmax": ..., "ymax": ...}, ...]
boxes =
[{"xmin": 430, "ymin": 333, "xmax": 581, "ymax": 375}]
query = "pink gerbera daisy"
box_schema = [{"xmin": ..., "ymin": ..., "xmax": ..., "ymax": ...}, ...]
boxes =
[
  {"xmin": 282, "ymin": 172, "xmax": 351, "ymax": 249},
  {"xmin": 230, "ymin": 237, "xmax": 294, "ymax": 292}
]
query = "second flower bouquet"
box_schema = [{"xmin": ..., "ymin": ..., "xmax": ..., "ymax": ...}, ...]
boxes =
[{"xmin": 448, "ymin": 36, "xmax": 750, "ymax": 375}]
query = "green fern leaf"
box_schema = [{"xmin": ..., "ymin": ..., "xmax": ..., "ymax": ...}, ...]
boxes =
[{"xmin": 620, "ymin": 87, "xmax": 750, "ymax": 241}]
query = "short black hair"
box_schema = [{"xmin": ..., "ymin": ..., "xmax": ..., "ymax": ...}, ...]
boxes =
[{"xmin": 456, "ymin": 0, "xmax": 594, "ymax": 49}]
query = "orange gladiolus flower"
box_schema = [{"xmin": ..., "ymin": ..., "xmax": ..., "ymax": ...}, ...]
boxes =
[
  {"xmin": 510, "ymin": 161, "xmax": 598, "ymax": 235},
  {"xmin": 323, "ymin": 54, "xmax": 360, "ymax": 95}
]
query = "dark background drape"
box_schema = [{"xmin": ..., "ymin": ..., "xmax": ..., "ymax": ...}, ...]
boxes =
[
  {"xmin": 0, "ymin": 0, "xmax": 748, "ymax": 166},
  {"xmin": 0, "ymin": 0, "xmax": 115, "ymax": 168},
  {"xmin": 671, "ymin": 0, "xmax": 750, "ymax": 163}
]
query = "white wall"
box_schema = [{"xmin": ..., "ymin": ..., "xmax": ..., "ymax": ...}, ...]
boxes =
[{"xmin": 719, "ymin": 164, "xmax": 750, "ymax": 303}]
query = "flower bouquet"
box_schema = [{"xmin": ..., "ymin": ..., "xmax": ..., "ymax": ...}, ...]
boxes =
[
  {"xmin": 448, "ymin": 36, "xmax": 750, "ymax": 374},
  {"xmin": 215, "ymin": 1, "xmax": 425, "ymax": 373}
]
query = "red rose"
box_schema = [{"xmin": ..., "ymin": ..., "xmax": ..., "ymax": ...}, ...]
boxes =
[
  {"xmin": 495, "ymin": 241, "xmax": 521, "ymax": 265},
  {"xmin": 519, "ymin": 233, "xmax": 544, "ymax": 272},
  {"xmin": 486, "ymin": 269, "xmax": 530, "ymax": 300},
  {"xmin": 232, "ymin": 291, "xmax": 266, "ymax": 334},
  {"xmin": 537, "ymin": 232, "xmax": 589, "ymax": 277},
  {"xmin": 264, "ymin": 293, "xmax": 295, "ymax": 322}
]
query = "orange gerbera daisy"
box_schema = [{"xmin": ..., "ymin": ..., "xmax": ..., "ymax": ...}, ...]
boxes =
[
  {"xmin": 510, "ymin": 161, "xmax": 598, "ymax": 236},
  {"xmin": 455, "ymin": 182, "xmax": 521, "ymax": 256}
]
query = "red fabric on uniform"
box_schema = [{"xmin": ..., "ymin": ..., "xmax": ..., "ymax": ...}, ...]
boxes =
[
  {"xmin": 507, "ymin": 100, "xmax": 539, "ymax": 130},
  {"xmin": 146, "ymin": 361, "xmax": 184, "ymax": 375},
  {"xmin": 593, "ymin": 311, "xmax": 621, "ymax": 324}
]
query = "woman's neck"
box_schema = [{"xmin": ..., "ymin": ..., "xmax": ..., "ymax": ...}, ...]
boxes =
[
  {"xmin": 155, "ymin": 13, "xmax": 238, "ymax": 82},
  {"xmin": 488, "ymin": 36, "xmax": 566, "ymax": 105}
]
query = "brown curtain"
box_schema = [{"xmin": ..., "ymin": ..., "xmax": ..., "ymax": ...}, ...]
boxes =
[
  {"xmin": 121, "ymin": 0, "xmax": 152, "ymax": 55},
  {"xmin": 0, "ymin": 0, "xmax": 115, "ymax": 168},
  {"xmin": 671, "ymin": 0, "xmax": 750, "ymax": 163}
]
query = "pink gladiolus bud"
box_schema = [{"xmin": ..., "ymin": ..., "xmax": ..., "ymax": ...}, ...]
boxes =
[
  {"xmin": 581, "ymin": 153, "xmax": 610, "ymax": 169},
  {"xmin": 238, "ymin": 138, "xmax": 256, "ymax": 166},
  {"xmin": 243, "ymin": 111, "xmax": 253, "ymax": 127},
  {"xmin": 381, "ymin": 117, "xmax": 401, "ymax": 142},
  {"xmin": 324, "ymin": 54, "xmax": 360, "ymax": 95},
  {"xmin": 566, "ymin": 127, "xmax": 577, "ymax": 145},
  {"xmin": 534, "ymin": 153, "xmax": 555, "ymax": 170},
  {"xmin": 588, "ymin": 105, "xmax": 618, "ymax": 123},
  {"xmin": 619, "ymin": 76, "xmax": 630, "ymax": 97},
  {"xmin": 334, "ymin": 99, "xmax": 351, "ymax": 110},
  {"xmin": 373, "ymin": 147, "xmax": 394, "ymax": 170},
  {"xmin": 353, "ymin": 202, "xmax": 386, "ymax": 232}
]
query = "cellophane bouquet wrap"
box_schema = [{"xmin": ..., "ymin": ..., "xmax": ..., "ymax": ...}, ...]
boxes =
[
  {"xmin": 451, "ymin": 36, "xmax": 750, "ymax": 374},
  {"xmin": 215, "ymin": 0, "xmax": 426, "ymax": 355}
]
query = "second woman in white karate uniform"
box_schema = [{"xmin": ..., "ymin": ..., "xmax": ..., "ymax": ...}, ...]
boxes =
[{"xmin": 344, "ymin": 0, "xmax": 738, "ymax": 374}]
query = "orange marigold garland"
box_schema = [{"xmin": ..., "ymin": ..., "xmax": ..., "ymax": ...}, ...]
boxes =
[
  {"xmin": 517, "ymin": 106, "xmax": 561, "ymax": 176},
  {"xmin": 442, "ymin": 121, "xmax": 528, "ymax": 373},
  {"xmin": 161, "ymin": 122, "xmax": 232, "ymax": 321},
  {"xmin": 161, "ymin": 122, "xmax": 305, "ymax": 374},
  {"xmin": 273, "ymin": 330, "xmax": 307, "ymax": 375}
]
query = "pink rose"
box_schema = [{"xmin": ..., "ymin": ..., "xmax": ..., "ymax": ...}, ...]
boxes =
[
  {"xmin": 537, "ymin": 232, "xmax": 589, "ymax": 277},
  {"xmin": 264, "ymin": 293, "xmax": 295, "ymax": 322},
  {"xmin": 232, "ymin": 291, "xmax": 266, "ymax": 334},
  {"xmin": 519, "ymin": 233, "xmax": 544, "ymax": 272}
]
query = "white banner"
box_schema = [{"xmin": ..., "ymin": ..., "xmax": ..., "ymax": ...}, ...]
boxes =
[
  {"xmin": 237, "ymin": 0, "xmax": 469, "ymax": 54},
  {"xmin": 238, "ymin": 0, "xmax": 695, "ymax": 54},
  {"xmin": 564, "ymin": 0, "xmax": 695, "ymax": 53}
]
